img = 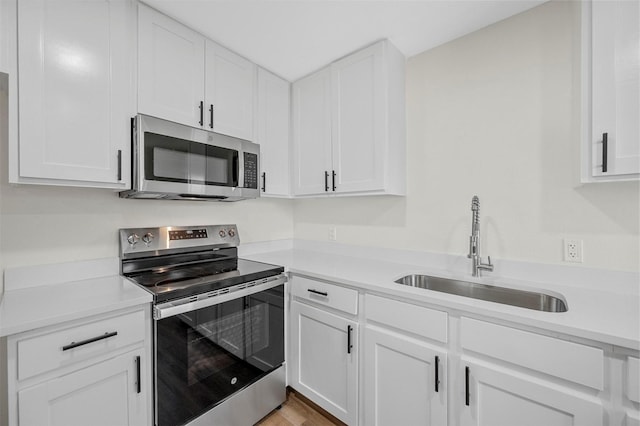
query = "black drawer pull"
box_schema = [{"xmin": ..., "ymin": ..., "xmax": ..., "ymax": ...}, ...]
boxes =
[
  {"xmin": 117, "ymin": 150, "xmax": 122, "ymax": 181},
  {"xmin": 135, "ymin": 355, "xmax": 141, "ymax": 394},
  {"xmin": 435, "ymin": 356, "xmax": 440, "ymax": 392},
  {"xmin": 199, "ymin": 101, "xmax": 204, "ymax": 126},
  {"xmin": 332, "ymin": 170, "xmax": 337, "ymax": 191},
  {"xmin": 602, "ymin": 132, "xmax": 608, "ymax": 173},
  {"xmin": 465, "ymin": 366, "xmax": 470, "ymax": 406},
  {"xmin": 209, "ymin": 104, "xmax": 214, "ymax": 129},
  {"xmin": 62, "ymin": 331, "xmax": 118, "ymax": 351},
  {"xmin": 324, "ymin": 171, "xmax": 329, "ymax": 191},
  {"xmin": 347, "ymin": 325, "xmax": 353, "ymax": 354},
  {"xmin": 307, "ymin": 289, "xmax": 328, "ymax": 297}
]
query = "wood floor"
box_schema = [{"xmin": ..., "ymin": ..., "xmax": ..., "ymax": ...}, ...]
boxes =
[{"xmin": 256, "ymin": 389, "xmax": 345, "ymax": 426}]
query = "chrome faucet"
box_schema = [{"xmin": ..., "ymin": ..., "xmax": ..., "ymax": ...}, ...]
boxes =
[{"xmin": 468, "ymin": 195, "xmax": 493, "ymax": 277}]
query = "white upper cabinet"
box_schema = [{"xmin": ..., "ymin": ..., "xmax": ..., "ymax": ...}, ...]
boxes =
[
  {"xmin": 14, "ymin": 0, "xmax": 134, "ymax": 188},
  {"xmin": 292, "ymin": 40, "xmax": 406, "ymax": 197},
  {"xmin": 583, "ymin": 0, "xmax": 640, "ymax": 181},
  {"xmin": 292, "ymin": 67, "xmax": 333, "ymax": 195},
  {"xmin": 257, "ymin": 67, "xmax": 291, "ymax": 197},
  {"xmin": 138, "ymin": 2, "xmax": 205, "ymax": 128},
  {"xmin": 331, "ymin": 42, "xmax": 387, "ymax": 194},
  {"xmin": 138, "ymin": 4, "xmax": 255, "ymax": 140},
  {"xmin": 205, "ymin": 41, "xmax": 255, "ymax": 141}
]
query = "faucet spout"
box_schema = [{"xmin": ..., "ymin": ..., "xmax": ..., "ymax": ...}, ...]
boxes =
[{"xmin": 468, "ymin": 196, "xmax": 493, "ymax": 277}]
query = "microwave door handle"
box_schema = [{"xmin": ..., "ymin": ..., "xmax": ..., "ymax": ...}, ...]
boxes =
[{"xmin": 234, "ymin": 154, "xmax": 240, "ymax": 187}]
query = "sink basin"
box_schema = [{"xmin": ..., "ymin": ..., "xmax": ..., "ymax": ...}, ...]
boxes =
[{"xmin": 395, "ymin": 274, "xmax": 568, "ymax": 312}]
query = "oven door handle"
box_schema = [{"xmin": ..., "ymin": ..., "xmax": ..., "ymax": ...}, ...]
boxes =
[{"xmin": 154, "ymin": 275, "xmax": 286, "ymax": 320}]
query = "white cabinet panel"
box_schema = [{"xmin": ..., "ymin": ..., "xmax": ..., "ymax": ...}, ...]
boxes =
[
  {"xmin": 364, "ymin": 326, "xmax": 446, "ymax": 426},
  {"xmin": 16, "ymin": 0, "xmax": 133, "ymax": 187},
  {"xmin": 205, "ymin": 41, "xmax": 255, "ymax": 140},
  {"xmin": 290, "ymin": 301, "xmax": 357, "ymax": 425},
  {"xmin": 461, "ymin": 317, "xmax": 604, "ymax": 390},
  {"xmin": 292, "ymin": 68, "xmax": 333, "ymax": 195},
  {"xmin": 138, "ymin": 2, "xmax": 204, "ymax": 128},
  {"xmin": 291, "ymin": 276, "xmax": 358, "ymax": 315},
  {"xmin": 461, "ymin": 359, "xmax": 603, "ymax": 426},
  {"xmin": 18, "ymin": 349, "xmax": 146, "ymax": 426},
  {"xmin": 584, "ymin": 0, "xmax": 640, "ymax": 181},
  {"xmin": 257, "ymin": 67, "xmax": 290, "ymax": 197},
  {"xmin": 331, "ymin": 42, "xmax": 385, "ymax": 193}
]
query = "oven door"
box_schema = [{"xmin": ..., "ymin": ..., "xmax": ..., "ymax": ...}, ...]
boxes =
[{"xmin": 153, "ymin": 278, "xmax": 285, "ymax": 426}]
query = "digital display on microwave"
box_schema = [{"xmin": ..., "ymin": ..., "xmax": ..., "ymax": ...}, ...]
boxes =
[{"xmin": 144, "ymin": 132, "xmax": 238, "ymax": 187}]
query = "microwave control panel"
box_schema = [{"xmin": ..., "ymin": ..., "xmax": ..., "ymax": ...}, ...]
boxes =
[{"xmin": 243, "ymin": 152, "xmax": 258, "ymax": 189}]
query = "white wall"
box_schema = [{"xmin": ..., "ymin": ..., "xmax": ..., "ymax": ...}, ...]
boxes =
[
  {"xmin": 0, "ymin": 82, "xmax": 294, "ymax": 291},
  {"xmin": 294, "ymin": 1, "xmax": 639, "ymax": 272}
]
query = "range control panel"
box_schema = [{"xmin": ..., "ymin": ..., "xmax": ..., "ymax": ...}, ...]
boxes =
[
  {"xmin": 120, "ymin": 225, "xmax": 239, "ymax": 258},
  {"xmin": 168, "ymin": 228, "xmax": 208, "ymax": 240}
]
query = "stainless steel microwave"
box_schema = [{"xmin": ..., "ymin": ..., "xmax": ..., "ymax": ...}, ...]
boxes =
[{"xmin": 120, "ymin": 114, "xmax": 260, "ymax": 201}]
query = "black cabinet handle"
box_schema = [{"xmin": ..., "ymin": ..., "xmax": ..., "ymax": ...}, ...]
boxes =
[
  {"xmin": 199, "ymin": 101, "xmax": 204, "ymax": 126},
  {"xmin": 347, "ymin": 325, "xmax": 353, "ymax": 354},
  {"xmin": 261, "ymin": 172, "xmax": 266, "ymax": 192},
  {"xmin": 307, "ymin": 288, "xmax": 328, "ymax": 297},
  {"xmin": 209, "ymin": 104, "xmax": 214, "ymax": 129},
  {"xmin": 332, "ymin": 170, "xmax": 337, "ymax": 191},
  {"xmin": 602, "ymin": 132, "xmax": 608, "ymax": 173},
  {"xmin": 62, "ymin": 331, "xmax": 118, "ymax": 351},
  {"xmin": 465, "ymin": 366, "xmax": 470, "ymax": 406},
  {"xmin": 135, "ymin": 356, "xmax": 141, "ymax": 394},
  {"xmin": 435, "ymin": 356, "xmax": 440, "ymax": 393},
  {"xmin": 324, "ymin": 171, "xmax": 329, "ymax": 191},
  {"xmin": 117, "ymin": 150, "xmax": 122, "ymax": 181}
]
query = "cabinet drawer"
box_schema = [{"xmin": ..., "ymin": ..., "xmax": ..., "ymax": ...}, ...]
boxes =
[
  {"xmin": 365, "ymin": 294, "xmax": 447, "ymax": 343},
  {"xmin": 628, "ymin": 356, "xmax": 640, "ymax": 403},
  {"xmin": 291, "ymin": 276, "xmax": 358, "ymax": 315},
  {"xmin": 461, "ymin": 317, "xmax": 604, "ymax": 390},
  {"xmin": 17, "ymin": 309, "xmax": 146, "ymax": 381}
]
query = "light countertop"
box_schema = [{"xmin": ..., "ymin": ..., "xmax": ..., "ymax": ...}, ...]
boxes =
[
  {"xmin": 243, "ymin": 248, "xmax": 640, "ymax": 351},
  {"xmin": 0, "ymin": 274, "xmax": 152, "ymax": 337}
]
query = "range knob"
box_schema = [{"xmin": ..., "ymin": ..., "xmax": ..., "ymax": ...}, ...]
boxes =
[
  {"xmin": 127, "ymin": 234, "xmax": 140, "ymax": 245},
  {"xmin": 228, "ymin": 228, "xmax": 236, "ymax": 237},
  {"xmin": 219, "ymin": 229, "xmax": 227, "ymax": 238},
  {"xmin": 142, "ymin": 233, "xmax": 154, "ymax": 245}
]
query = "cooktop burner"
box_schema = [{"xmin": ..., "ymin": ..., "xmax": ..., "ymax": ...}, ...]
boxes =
[{"xmin": 119, "ymin": 225, "xmax": 284, "ymax": 303}]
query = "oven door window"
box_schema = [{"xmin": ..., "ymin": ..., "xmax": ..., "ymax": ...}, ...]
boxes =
[
  {"xmin": 144, "ymin": 132, "xmax": 239, "ymax": 187},
  {"xmin": 155, "ymin": 285, "xmax": 284, "ymax": 426}
]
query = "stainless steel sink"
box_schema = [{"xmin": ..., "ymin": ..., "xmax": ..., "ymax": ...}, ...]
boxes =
[{"xmin": 395, "ymin": 274, "xmax": 568, "ymax": 312}]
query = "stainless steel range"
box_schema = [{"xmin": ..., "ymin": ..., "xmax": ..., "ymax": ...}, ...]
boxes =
[{"xmin": 119, "ymin": 225, "xmax": 286, "ymax": 426}]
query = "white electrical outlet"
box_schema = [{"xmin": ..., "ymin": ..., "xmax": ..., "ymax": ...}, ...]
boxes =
[
  {"xmin": 328, "ymin": 227, "xmax": 337, "ymax": 241},
  {"xmin": 563, "ymin": 239, "xmax": 583, "ymax": 263}
]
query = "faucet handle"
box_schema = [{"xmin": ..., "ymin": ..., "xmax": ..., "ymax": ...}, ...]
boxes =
[{"xmin": 487, "ymin": 256, "xmax": 492, "ymax": 266}]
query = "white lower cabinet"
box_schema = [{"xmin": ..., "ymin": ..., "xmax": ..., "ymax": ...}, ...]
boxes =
[
  {"xmin": 460, "ymin": 359, "xmax": 603, "ymax": 426},
  {"xmin": 289, "ymin": 297, "xmax": 358, "ymax": 425},
  {"xmin": 18, "ymin": 348, "xmax": 146, "ymax": 426},
  {"xmin": 5, "ymin": 306, "xmax": 151, "ymax": 426},
  {"xmin": 289, "ymin": 275, "xmax": 637, "ymax": 426},
  {"xmin": 364, "ymin": 326, "xmax": 447, "ymax": 426}
]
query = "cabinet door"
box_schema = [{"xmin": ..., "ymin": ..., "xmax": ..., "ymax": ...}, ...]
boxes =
[
  {"xmin": 257, "ymin": 68, "xmax": 291, "ymax": 197},
  {"xmin": 364, "ymin": 326, "xmax": 447, "ymax": 426},
  {"xmin": 292, "ymin": 68, "xmax": 333, "ymax": 196},
  {"xmin": 205, "ymin": 41, "xmax": 255, "ymax": 140},
  {"xmin": 331, "ymin": 42, "xmax": 386, "ymax": 193},
  {"xmin": 18, "ymin": 349, "xmax": 147, "ymax": 426},
  {"xmin": 290, "ymin": 301, "xmax": 358, "ymax": 425},
  {"xmin": 17, "ymin": 0, "xmax": 133, "ymax": 188},
  {"xmin": 460, "ymin": 359, "xmax": 603, "ymax": 426},
  {"xmin": 138, "ymin": 3, "xmax": 205, "ymax": 128},
  {"xmin": 589, "ymin": 1, "xmax": 640, "ymax": 179}
]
